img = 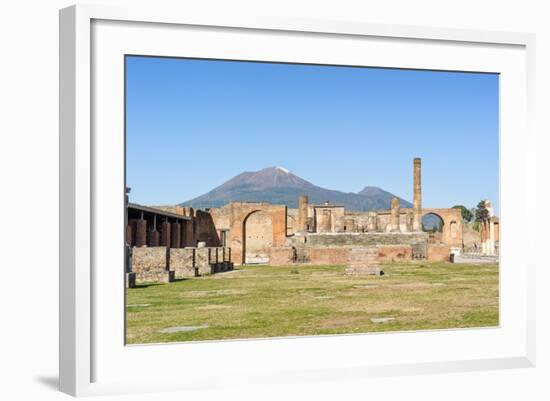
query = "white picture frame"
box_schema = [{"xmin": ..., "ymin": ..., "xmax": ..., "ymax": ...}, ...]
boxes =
[{"xmin": 59, "ymin": 4, "xmax": 536, "ymax": 397}]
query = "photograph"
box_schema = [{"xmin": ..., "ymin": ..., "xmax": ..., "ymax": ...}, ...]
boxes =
[{"xmin": 124, "ymin": 55, "xmax": 500, "ymax": 344}]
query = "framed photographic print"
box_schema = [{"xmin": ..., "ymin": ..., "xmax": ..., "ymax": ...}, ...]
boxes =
[{"xmin": 59, "ymin": 4, "xmax": 536, "ymax": 397}]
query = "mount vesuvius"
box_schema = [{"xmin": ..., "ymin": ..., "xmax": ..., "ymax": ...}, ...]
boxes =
[{"xmin": 180, "ymin": 167, "xmax": 412, "ymax": 211}]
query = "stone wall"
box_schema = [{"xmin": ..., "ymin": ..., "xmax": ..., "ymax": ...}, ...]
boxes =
[
  {"xmin": 131, "ymin": 247, "xmax": 172, "ymax": 283},
  {"xmin": 131, "ymin": 246, "xmax": 232, "ymax": 283},
  {"xmin": 170, "ymin": 248, "xmax": 196, "ymax": 278},
  {"xmin": 195, "ymin": 247, "xmax": 211, "ymax": 275}
]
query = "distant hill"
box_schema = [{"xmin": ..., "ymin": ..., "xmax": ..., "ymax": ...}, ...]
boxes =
[{"xmin": 180, "ymin": 167, "xmax": 412, "ymax": 211}]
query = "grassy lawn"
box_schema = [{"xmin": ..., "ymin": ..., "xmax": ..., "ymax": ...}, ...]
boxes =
[{"xmin": 126, "ymin": 262, "xmax": 499, "ymax": 344}]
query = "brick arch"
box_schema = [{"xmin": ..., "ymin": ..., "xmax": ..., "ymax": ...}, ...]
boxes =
[
  {"xmin": 242, "ymin": 210, "xmax": 273, "ymax": 264},
  {"xmin": 225, "ymin": 203, "xmax": 287, "ymax": 265},
  {"xmin": 421, "ymin": 208, "xmax": 463, "ymax": 247}
]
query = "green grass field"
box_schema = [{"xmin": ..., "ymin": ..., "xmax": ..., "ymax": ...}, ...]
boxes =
[{"xmin": 126, "ymin": 262, "xmax": 499, "ymax": 344}]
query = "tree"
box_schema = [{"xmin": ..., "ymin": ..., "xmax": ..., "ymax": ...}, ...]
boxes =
[
  {"xmin": 475, "ymin": 200, "xmax": 489, "ymax": 222},
  {"xmin": 453, "ymin": 205, "xmax": 473, "ymax": 223}
]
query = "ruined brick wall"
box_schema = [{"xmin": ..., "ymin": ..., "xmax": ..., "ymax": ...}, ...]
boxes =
[
  {"xmin": 212, "ymin": 202, "xmax": 286, "ymax": 265},
  {"xmin": 244, "ymin": 210, "xmax": 273, "ymax": 263},
  {"xmin": 304, "ymin": 247, "xmax": 352, "ymax": 265},
  {"xmin": 427, "ymin": 244, "xmax": 451, "ymax": 262},
  {"xmin": 208, "ymin": 205, "xmax": 232, "ymax": 231},
  {"xmin": 194, "ymin": 210, "xmax": 221, "ymax": 247},
  {"xmin": 342, "ymin": 212, "xmax": 370, "ymax": 232},
  {"xmin": 288, "ymin": 232, "xmax": 428, "ymax": 247},
  {"xmin": 131, "ymin": 247, "xmax": 171, "ymax": 283},
  {"xmin": 150, "ymin": 205, "xmax": 186, "ymax": 216},
  {"xmin": 377, "ymin": 245, "xmax": 413, "ymax": 262},
  {"xmin": 375, "ymin": 212, "xmax": 393, "ymax": 232},
  {"xmin": 269, "ymin": 247, "xmax": 295, "ymax": 266},
  {"xmin": 290, "ymin": 246, "xmax": 380, "ymax": 266},
  {"xmin": 313, "ymin": 205, "xmax": 345, "ymax": 233},
  {"xmin": 286, "ymin": 208, "xmax": 298, "ymax": 236}
]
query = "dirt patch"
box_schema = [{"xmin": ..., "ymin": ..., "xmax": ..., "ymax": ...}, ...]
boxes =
[
  {"xmin": 159, "ymin": 325, "xmax": 209, "ymax": 333},
  {"xmin": 195, "ymin": 304, "xmax": 231, "ymax": 311},
  {"xmin": 180, "ymin": 289, "xmax": 247, "ymax": 298},
  {"xmin": 371, "ymin": 317, "xmax": 396, "ymax": 323}
]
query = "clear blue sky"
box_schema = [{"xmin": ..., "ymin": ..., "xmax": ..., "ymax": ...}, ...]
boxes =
[{"xmin": 126, "ymin": 56, "xmax": 499, "ymax": 212}]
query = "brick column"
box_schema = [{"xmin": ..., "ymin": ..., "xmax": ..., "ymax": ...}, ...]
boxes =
[
  {"xmin": 148, "ymin": 230, "xmax": 160, "ymax": 247},
  {"xmin": 161, "ymin": 221, "xmax": 171, "ymax": 248},
  {"xmin": 135, "ymin": 219, "xmax": 147, "ymax": 247},
  {"xmin": 180, "ymin": 221, "xmax": 187, "ymax": 247},
  {"xmin": 185, "ymin": 219, "xmax": 195, "ymax": 247},
  {"xmin": 412, "ymin": 157, "xmax": 422, "ymax": 231},
  {"xmin": 171, "ymin": 222, "xmax": 181, "ymax": 248},
  {"xmin": 126, "ymin": 224, "xmax": 133, "ymax": 246}
]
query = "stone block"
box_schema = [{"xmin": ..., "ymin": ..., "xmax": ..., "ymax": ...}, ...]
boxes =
[
  {"xmin": 125, "ymin": 272, "xmax": 136, "ymax": 288},
  {"xmin": 170, "ymin": 248, "xmax": 197, "ymax": 278},
  {"xmin": 196, "ymin": 247, "xmax": 211, "ymax": 275},
  {"xmin": 131, "ymin": 246, "xmax": 168, "ymax": 283}
]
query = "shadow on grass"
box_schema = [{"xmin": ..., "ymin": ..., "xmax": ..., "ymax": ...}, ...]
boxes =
[{"xmin": 131, "ymin": 282, "xmax": 165, "ymax": 289}]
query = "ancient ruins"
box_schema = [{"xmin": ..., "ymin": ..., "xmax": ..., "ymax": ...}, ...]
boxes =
[{"xmin": 125, "ymin": 158, "xmax": 499, "ymax": 285}]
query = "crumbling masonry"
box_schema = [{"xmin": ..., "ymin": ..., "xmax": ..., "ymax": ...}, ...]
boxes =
[{"xmin": 126, "ymin": 158, "xmax": 498, "ymax": 285}]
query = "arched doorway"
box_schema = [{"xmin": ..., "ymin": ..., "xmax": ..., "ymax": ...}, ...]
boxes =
[
  {"xmin": 243, "ymin": 210, "xmax": 273, "ymax": 264},
  {"xmin": 422, "ymin": 213, "xmax": 444, "ymax": 244}
]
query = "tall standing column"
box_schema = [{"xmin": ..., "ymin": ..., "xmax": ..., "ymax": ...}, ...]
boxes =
[
  {"xmin": 298, "ymin": 195, "xmax": 309, "ymax": 233},
  {"xmin": 412, "ymin": 157, "xmax": 422, "ymax": 231}
]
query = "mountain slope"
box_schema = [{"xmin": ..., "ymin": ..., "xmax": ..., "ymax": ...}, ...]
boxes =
[{"xmin": 180, "ymin": 167, "xmax": 412, "ymax": 211}]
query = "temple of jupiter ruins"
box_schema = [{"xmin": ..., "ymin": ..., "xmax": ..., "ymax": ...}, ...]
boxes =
[{"xmin": 125, "ymin": 157, "xmax": 498, "ymax": 285}]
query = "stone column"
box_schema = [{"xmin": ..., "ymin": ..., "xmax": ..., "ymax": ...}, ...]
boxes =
[
  {"xmin": 481, "ymin": 220, "xmax": 487, "ymax": 254},
  {"xmin": 399, "ymin": 213, "xmax": 408, "ymax": 232},
  {"xmin": 488, "ymin": 218, "xmax": 495, "ymax": 255},
  {"xmin": 412, "ymin": 157, "xmax": 422, "ymax": 231},
  {"xmin": 367, "ymin": 211, "xmax": 377, "ymax": 231},
  {"xmin": 147, "ymin": 215, "xmax": 159, "ymax": 246},
  {"xmin": 171, "ymin": 222, "xmax": 181, "ymax": 248},
  {"xmin": 391, "ymin": 197, "xmax": 400, "ymax": 232},
  {"xmin": 135, "ymin": 219, "xmax": 147, "ymax": 247},
  {"xmin": 298, "ymin": 195, "xmax": 308, "ymax": 232},
  {"xmin": 161, "ymin": 221, "xmax": 171, "ymax": 248}
]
